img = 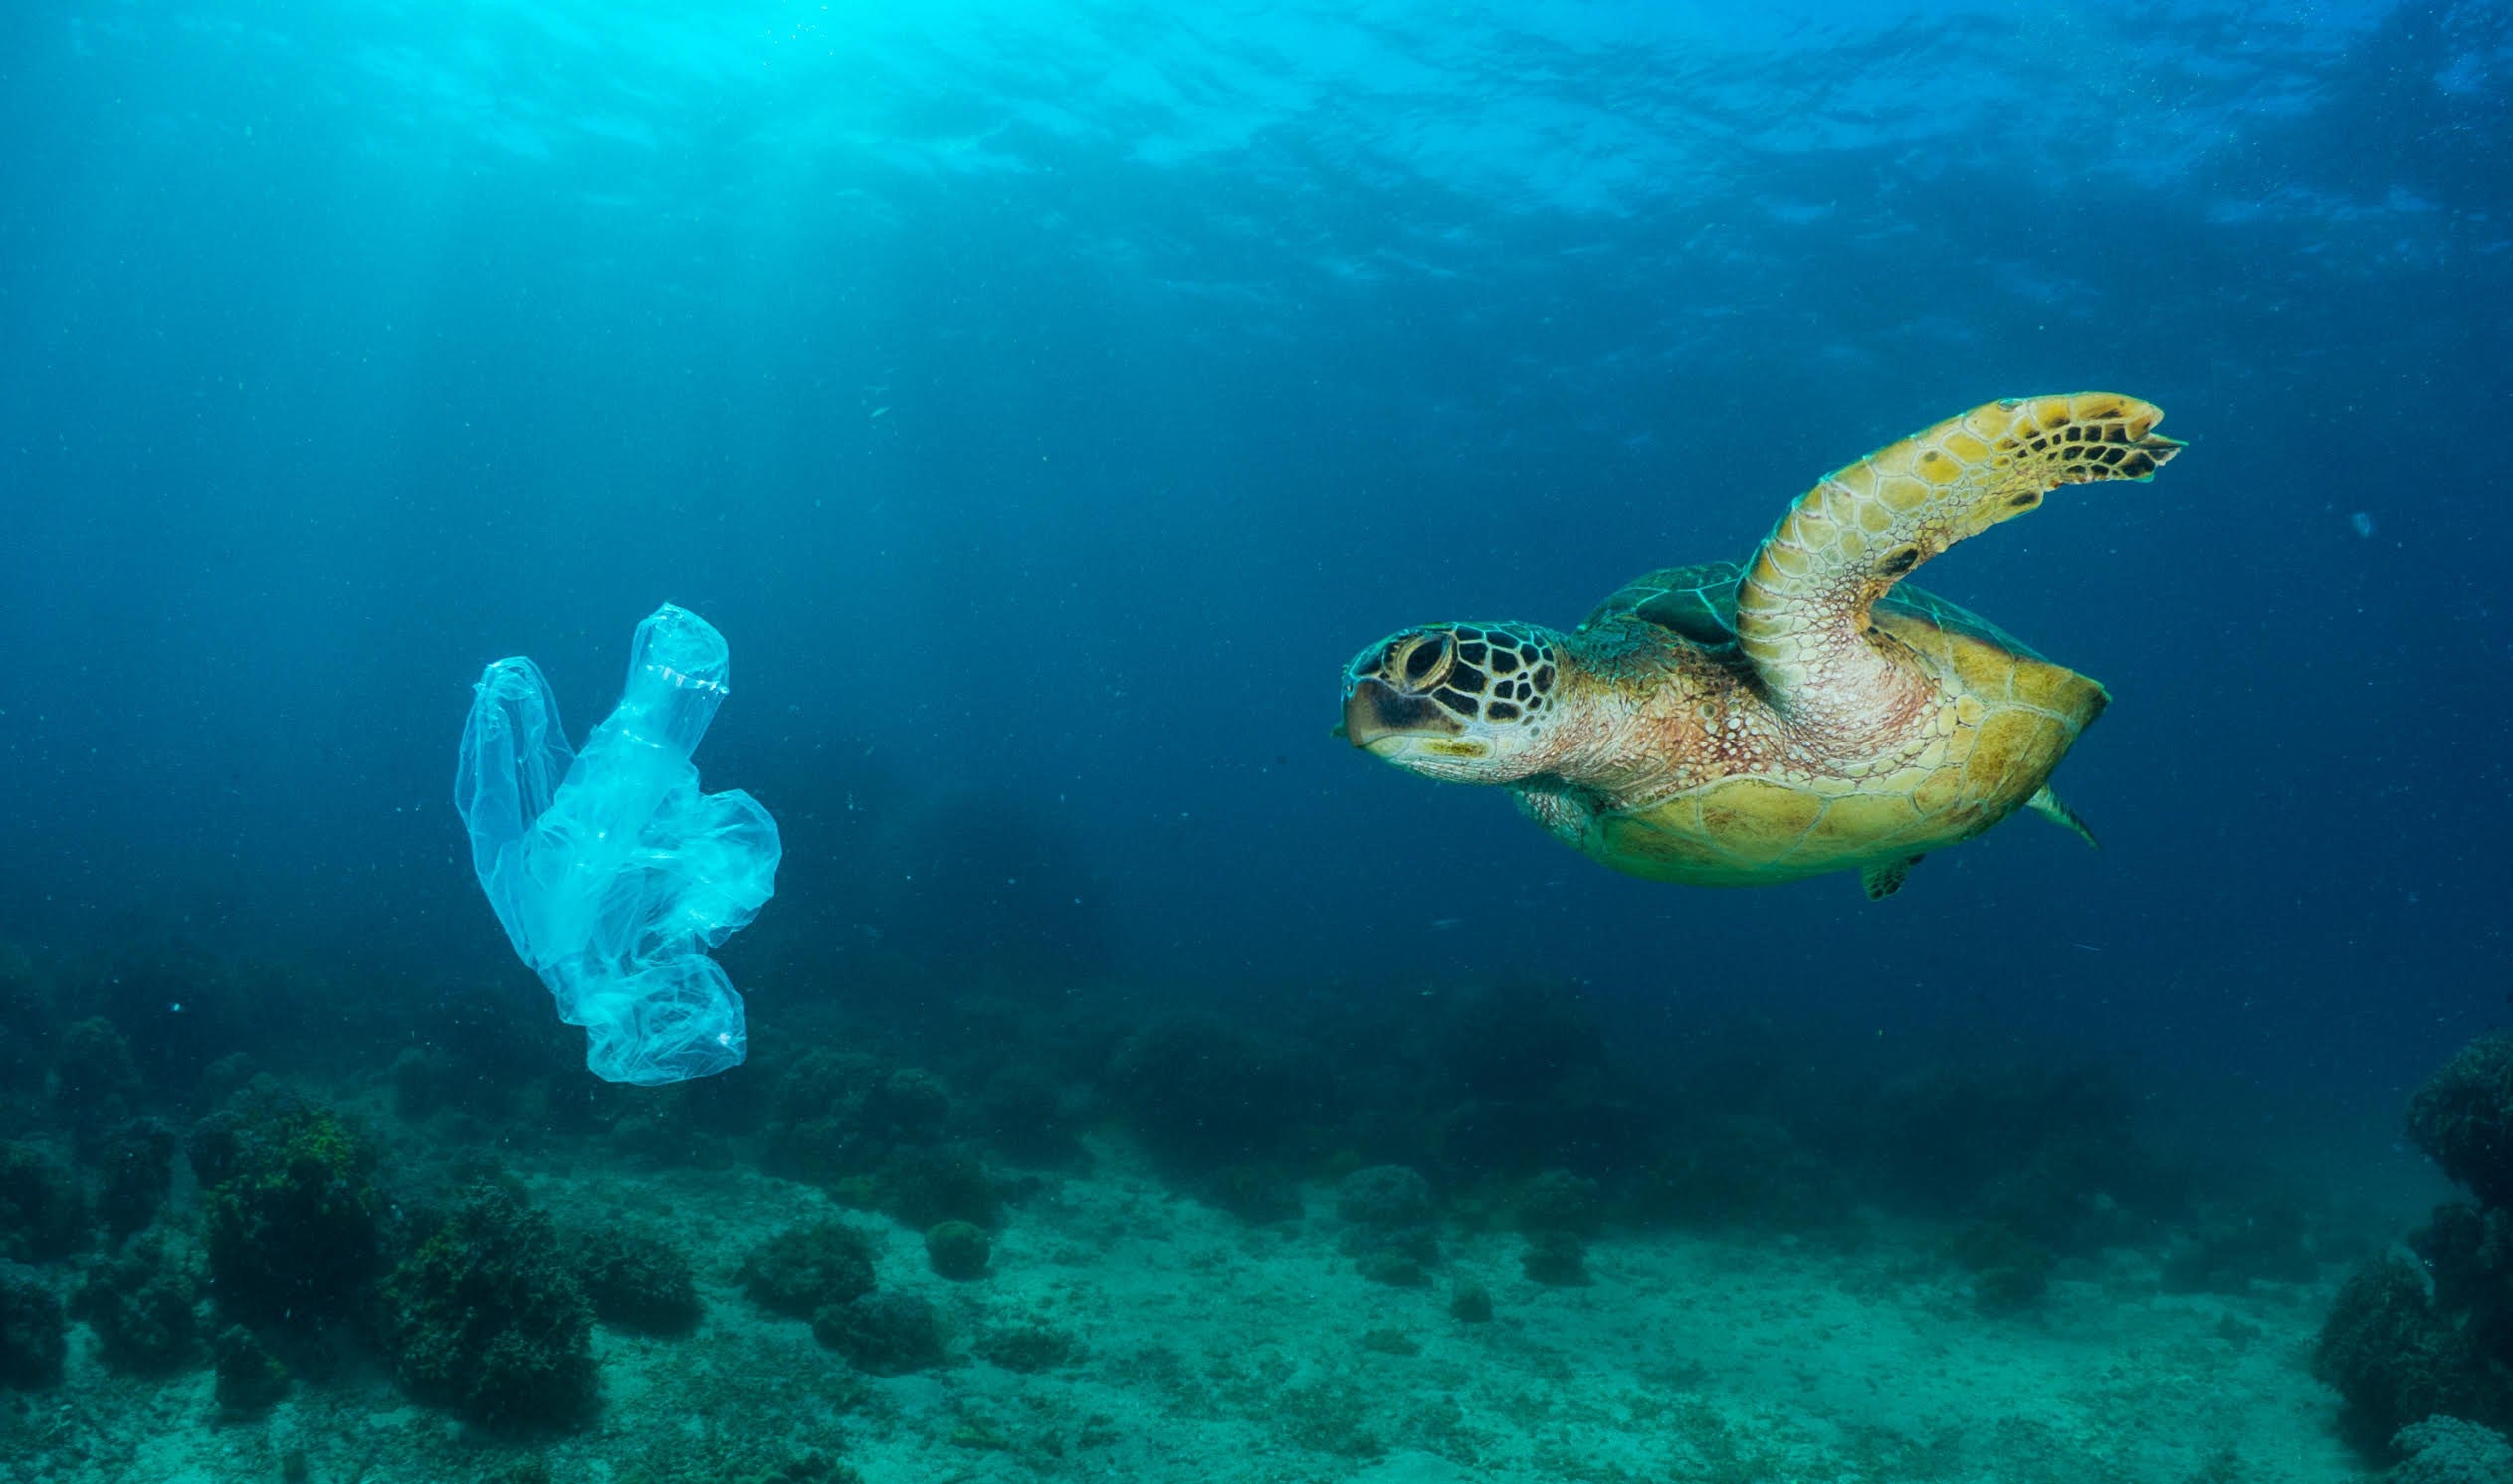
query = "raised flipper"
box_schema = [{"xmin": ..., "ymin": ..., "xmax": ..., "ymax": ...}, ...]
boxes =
[
  {"xmin": 1860, "ymin": 855, "xmax": 1924, "ymax": 900},
  {"xmin": 1734, "ymin": 394, "xmax": 2182, "ymax": 730},
  {"xmin": 2027, "ymin": 784, "xmax": 2098, "ymax": 848},
  {"xmin": 1579, "ymin": 562, "xmax": 1747, "ymax": 648}
]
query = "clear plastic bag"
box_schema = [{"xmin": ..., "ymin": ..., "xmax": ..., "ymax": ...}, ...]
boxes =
[{"xmin": 456, "ymin": 606, "xmax": 779, "ymax": 1085}]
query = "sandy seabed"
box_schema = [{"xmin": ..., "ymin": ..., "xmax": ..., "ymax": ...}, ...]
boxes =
[{"xmin": 2, "ymin": 1136, "xmax": 2369, "ymax": 1484}]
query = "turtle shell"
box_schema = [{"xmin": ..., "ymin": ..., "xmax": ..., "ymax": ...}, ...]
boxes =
[{"xmin": 1561, "ymin": 563, "xmax": 2106, "ymax": 887}]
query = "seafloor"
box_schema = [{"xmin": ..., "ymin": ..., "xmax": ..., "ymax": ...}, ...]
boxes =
[
  {"xmin": 0, "ymin": 945, "xmax": 2466, "ymax": 1484},
  {"xmin": 12, "ymin": 1146, "xmax": 2364, "ymax": 1484}
]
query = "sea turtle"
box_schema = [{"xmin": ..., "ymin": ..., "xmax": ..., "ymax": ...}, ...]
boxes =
[{"xmin": 1338, "ymin": 394, "xmax": 2183, "ymax": 899}]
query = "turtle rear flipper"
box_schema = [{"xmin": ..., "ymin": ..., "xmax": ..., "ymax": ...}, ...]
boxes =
[
  {"xmin": 1860, "ymin": 855, "xmax": 1924, "ymax": 899},
  {"xmin": 2027, "ymin": 785, "xmax": 2098, "ymax": 848},
  {"xmin": 1734, "ymin": 394, "xmax": 2181, "ymax": 728}
]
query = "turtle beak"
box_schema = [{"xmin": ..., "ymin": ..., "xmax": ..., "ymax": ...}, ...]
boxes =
[
  {"xmin": 1344, "ymin": 684, "xmax": 1391, "ymax": 750},
  {"xmin": 1343, "ymin": 678, "xmax": 1455, "ymax": 753}
]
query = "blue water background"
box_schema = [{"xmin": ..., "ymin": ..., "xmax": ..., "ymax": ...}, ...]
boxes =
[{"xmin": 2, "ymin": 1, "xmax": 2506, "ymax": 1183}]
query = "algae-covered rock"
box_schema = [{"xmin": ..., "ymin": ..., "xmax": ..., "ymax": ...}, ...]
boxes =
[
  {"xmin": 1337, "ymin": 1165, "xmax": 1435, "ymax": 1228},
  {"xmin": 812, "ymin": 1291, "xmax": 944, "ymax": 1375},
  {"xmin": 384, "ymin": 1184, "xmax": 596, "ymax": 1430},
  {"xmin": 925, "ymin": 1220, "xmax": 990, "ymax": 1281},
  {"xmin": 194, "ymin": 1087, "xmax": 384, "ymax": 1326},
  {"xmin": 0, "ymin": 1141, "xmax": 87, "ymax": 1264},
  {"xmin": 1338, "ymin": 1164, "xmax": 1439, "ymax": 1283},
  {"xmin": 2314, "ymin": 1255, "xmax": 2502, "ymax": 1441},
  {"xmin": 2411, "ymin": 1035, "xmax": 2513, "ymax": 1210},
  {"xmin": 211, "ymin": 1323, "xmax": 288, "ymax": 1412},
  {"xmin": 93, "ymin": 1117, "xmax": 178, "ymax": 1236},
  {"xmin": 742, "ymin": 1219, "xmax": 877, "ymax": 1320},
  {"xmin": 581, "ymin": 1225, "xmax": 702, "ymax": 1336},
  {"xmin": 1517, "ymin": 1169, "xmax": 1603, "ymax": 1237},
  {"xmin": 71, "ymin": 1230, "xmax": 201, "ymax": 1373},
  {"xmin": 880, "ymin": 1143, "xmax": 1001, "ymax": 1231},
  {"xmin": 1522, "ymin": 1230, "xmax": 1589, "ymax": 1287},
  {"xmin": 2391, "ymin": 1415, "xmax": 2513, "ymax": 1484},
  {"xmin": 0, "ymin": 1263, "xmax": 66, "ymax": 1389}
]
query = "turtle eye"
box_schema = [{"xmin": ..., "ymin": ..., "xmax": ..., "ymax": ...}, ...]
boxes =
[{"xmin": 1398, "ymin": 632, "xmax": 1454, "ymax": 689}]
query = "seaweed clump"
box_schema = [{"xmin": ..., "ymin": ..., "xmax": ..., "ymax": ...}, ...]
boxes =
[
  {"xmin": 2316, "ymin": 1034, "xmax": 2513, "ymax": 1450},
  {"xmin": 2410, "ymin": 1036, "xmax": 2513, "ymax": 1210},
  {"xmin": 70, "ymin": 1231, "xmax": 202, "ymax": 1373},
  {"xmin": 1337, "ymin": 1165, "xmax": 1439, "ymax": 1286},
  {"xmin": 193, "ymin": 1086, "xmax": 385, "ymax": 1328},
  {"xmin": 1521, "ymin": 1230, "xmax": 1589, "ymax": 1287},
  {"xmin": 579, "ymin": 1225, "xmax": 702, "ymax": 1336},
  {"xmin": 879, "ymin": 1142, "xmax": 1002, "ymax": 1230},
  {"xmin": 813, "ymin": 1292, "xmax": 944, "ymax": 1375},
  {"xmin": 2391, "ymin": 1416, "xmax": 2513, "ymax": 1484},
  {"xmin": 0, "ymin": 1263, "xmax": 66, "ymax": 1389},
  {"xmin": 212, "ymin": 1322, "xmax": 289, "ymax": 1412},
  {"xmin": 924, "ymin": 1220, "xmax": 990, "ymax": 1281},
  {"xmin": 0, "ymin": 1141, "xmax": 88, "ymax": 1263},
  {"xmin": 742, "ymin": 1219, "xmax": 877, "ymax": 1320},
  {"xmin": 92, "ymin": 1118, "xmax": 179, "ymax": 1236},
  {"xmin": 762, "ymin": 1054, "xmax": 948, "ymax": 1185},
  {"xmin": 760, "ymin": 1055, "xmax": 1003, "ymax": 1227},
  {"xmin": 2315, "ymin": 1256, "xmax": 2498, "ymax": 1445},
  {"xmin": 1516, "ymin": 1169, "xmax": 1603, "ymax": 1238},
  {"xmin": 382, "ymin": 1184, "xmax": 597, "ymax": 1431}
]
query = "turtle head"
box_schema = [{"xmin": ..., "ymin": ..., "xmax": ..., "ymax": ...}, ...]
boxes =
[{"xmin": 1339, "ymin": 622, "xmax": 1571, "ymax": 783}]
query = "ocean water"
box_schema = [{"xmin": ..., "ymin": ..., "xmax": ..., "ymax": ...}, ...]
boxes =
[{"xmin": 1, "ymin": 2, "xmax": 2509, "ymax": 1481}]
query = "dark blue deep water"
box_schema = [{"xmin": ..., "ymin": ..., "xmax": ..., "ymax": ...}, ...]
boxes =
[{"xmin": 2, "ymin": 4, "xmax": 2510, "ymax": 1479}]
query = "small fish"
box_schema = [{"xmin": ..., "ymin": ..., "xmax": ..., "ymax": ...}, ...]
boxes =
[
  {"xmin": 869, "ymin": 406, "xmax": 890, "ymax": 419},
  {"xmin": 1430, "ymin": 917, "xmax": 1462, "ymax": 931},
  {"xmin": 2350, "ymin": 510, "xmax": 2376, "ymax": 538}
]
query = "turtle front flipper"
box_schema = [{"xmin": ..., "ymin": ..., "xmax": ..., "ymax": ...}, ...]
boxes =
[{"xmin": 1734, "ymin": 395, "xmax": 2181, "ymax": 729}]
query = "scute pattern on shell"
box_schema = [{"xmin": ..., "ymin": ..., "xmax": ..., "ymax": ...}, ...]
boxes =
[
  {"xmin": 1521, "ymin": 394, "xmax": 2175, "ymax": 889},
  {"xmin": 1552, "ymin": 560, "xmax": 2105, "ymax": 885}
]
